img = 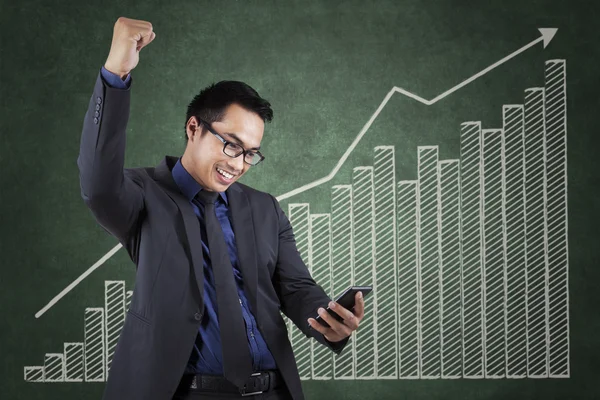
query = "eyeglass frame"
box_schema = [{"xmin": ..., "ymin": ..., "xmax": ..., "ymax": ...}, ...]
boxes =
[{"xmin": 196, "ymin": 117, "xmax": 265, "ymax": 166}]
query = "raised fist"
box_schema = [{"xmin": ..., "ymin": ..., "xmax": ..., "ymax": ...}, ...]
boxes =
[{"xmin": 104, "ymin": 17, "xmax": 156, "ymax": 79}]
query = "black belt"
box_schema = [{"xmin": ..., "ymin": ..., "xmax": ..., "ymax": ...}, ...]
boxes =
[{"xmin": 181, "ymin": 370, "xmax": 283, "ymax": 397}]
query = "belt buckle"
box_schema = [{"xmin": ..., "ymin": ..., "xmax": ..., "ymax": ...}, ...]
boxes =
[{"xmin": 239, "ymin": 372, "xmax": 264, "ymax": 397}]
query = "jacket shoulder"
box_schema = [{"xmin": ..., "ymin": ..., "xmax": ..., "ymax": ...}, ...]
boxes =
[
  {"xmin": 123, "ymin": 166, "xmax": 155, "ymax": 181},
  {"xmin": 231, "ymin": 182, "xmax": 280, "ymax": 212},
  {"xmin": 232, "ymin": 182, "xmax": 274, "ymax": 200}
]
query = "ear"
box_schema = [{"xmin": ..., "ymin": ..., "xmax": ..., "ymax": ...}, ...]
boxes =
[{"xmin": 186, "ymin": 117, "xmax": 201, "ymax": 140}]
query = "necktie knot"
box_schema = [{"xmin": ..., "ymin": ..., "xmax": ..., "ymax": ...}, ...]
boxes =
[{"xmin": 196, "ymin": 190, "xmax": 220, "ymax": 205}]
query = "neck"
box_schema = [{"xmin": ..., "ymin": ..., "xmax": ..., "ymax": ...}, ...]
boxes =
[
  {"xmin": 180, "ymin": 151, "xmax": 193, "ymax": 176},
  {"xmin": 180, "ymin": 151, "xmax": 219, "ymax": 193},
  {"xmin": 180, "ymin": 151, "xmax": 203, "ymax": 187}
]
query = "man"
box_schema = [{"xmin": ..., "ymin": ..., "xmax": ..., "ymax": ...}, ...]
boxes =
[{"xmin": 78, "ymin": 17, "xmax": 365, "ymax": 400}]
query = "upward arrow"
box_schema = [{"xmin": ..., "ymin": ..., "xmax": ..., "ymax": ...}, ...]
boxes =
[
  {"xmin": 275, "ymin": 28, "xmax": 559, "ymax": 202},
  {"xmin": 397, "ymin": 28, "xmax": 558, "ymax": 105}
]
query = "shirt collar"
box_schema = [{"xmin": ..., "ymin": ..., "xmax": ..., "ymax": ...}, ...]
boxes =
[{"xmin": 171, "ymin": 158, "xmax": 228, "ymax": 205}]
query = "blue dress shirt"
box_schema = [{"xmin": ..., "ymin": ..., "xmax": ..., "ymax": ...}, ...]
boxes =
[{"xmin": 100, "ymin": 67, "xmax": 277, "ymax": 374}]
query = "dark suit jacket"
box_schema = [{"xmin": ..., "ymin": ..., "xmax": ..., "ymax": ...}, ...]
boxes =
[{"xmin": 77, "ymin": 72, "xmax": 347, "ymax": 400}]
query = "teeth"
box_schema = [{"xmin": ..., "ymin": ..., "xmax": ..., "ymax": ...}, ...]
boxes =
[{"xmin": 217, "ymin": 168, "xmax": 234, "ymax": 179}]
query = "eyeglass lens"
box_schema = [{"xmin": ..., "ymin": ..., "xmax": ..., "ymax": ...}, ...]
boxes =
[{"xmin": 223, "ymin": 143, "xmax": 261, "ymax": 165}]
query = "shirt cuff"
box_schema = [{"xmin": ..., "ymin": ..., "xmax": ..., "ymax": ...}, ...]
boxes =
[{"xmin": 100, "ymin": 66, "xmax": 131, "ymax": 89}]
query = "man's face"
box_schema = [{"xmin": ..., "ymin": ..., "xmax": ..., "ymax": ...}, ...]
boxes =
[{"xmin": 182, "ymin": 103, "xmax": 264, "ymax": 192}]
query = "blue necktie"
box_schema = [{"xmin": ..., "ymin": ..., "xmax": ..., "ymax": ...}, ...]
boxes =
[{"xmin": 196, "ymin": 190, "xmax": 253, "ymax": 388}]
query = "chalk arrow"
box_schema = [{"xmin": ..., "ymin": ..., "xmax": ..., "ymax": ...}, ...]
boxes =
[
  {"xmin": 276, "ymin": 28, "xmax": 559, "ymax": 201},
  {"xmin": 396, "ymin": 28, "xmax": 559, "ymax": 106}
]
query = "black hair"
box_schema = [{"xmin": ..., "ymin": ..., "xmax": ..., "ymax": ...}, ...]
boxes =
[{"xmin": 184, "ymin": 80, "xmax": 273, "ymax": 140}]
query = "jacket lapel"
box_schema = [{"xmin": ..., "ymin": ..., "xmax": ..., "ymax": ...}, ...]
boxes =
[
  {"xmin": 153, "ymin": 156, "xmax": 205, "ymax": 301},
  {"xmin": 226, "ymin": 184, "xmax": 259, "ymax": 316}
]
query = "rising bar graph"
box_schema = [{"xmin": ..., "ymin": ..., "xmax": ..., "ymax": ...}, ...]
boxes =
[
  {"xmin": 24, "ymin": 282, "xmax": 130, "ymax": 383},
  {"xmin": 25, "ymin": 60, "xmax": 568, "ymax": 383},
  {"xmin": 280, "ymin": 60, "xmax": 569, "ymax": 380}
]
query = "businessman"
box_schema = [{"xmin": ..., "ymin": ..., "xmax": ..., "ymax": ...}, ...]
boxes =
[{"xmin": 78, "ymin": 17, "xmax": 365, "ymax": 400}]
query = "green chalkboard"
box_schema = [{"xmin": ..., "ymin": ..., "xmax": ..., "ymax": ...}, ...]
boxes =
[{"xmin": 1, "ymin": 0, "xmax": 599, "ymax": 399}]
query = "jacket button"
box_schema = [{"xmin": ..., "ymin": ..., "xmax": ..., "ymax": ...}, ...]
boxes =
[
  {"xmin": 96, "ymin": 96, "xmax": 102, "ymax": 104},
  {"xmin": 194, "ymin": 312, "xmax": 202, "ymax": 321},
  {"xmin": 94, "ymin": 111, "xmax": 100, "ymax": 117},
  {"xmin": 95, "ymin": 104, "xmax": 101, "ymax": 111},
  {"xmin": 93, "ymin": 117, "xmax": 98, "ymax": 124}
]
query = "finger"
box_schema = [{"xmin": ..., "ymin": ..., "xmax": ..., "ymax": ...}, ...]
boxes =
[
  {"xmin": 329, "ymin": 301, "xmax": 353, "ymax": 319},
  {"xmin": 132, "ymin": 19, "xmax": 153, "ymax": 34},
  {"xmin": 329, "ymin": 301, "xmax": 358, "ymax": 328},
  {"xmin": 307, "ymin": 317, "xmax": 330, "ymax": 336},
  {"xmin": 354, "ymin": 292, "xmax": 365, "ymax": 320},
  {"xmin": 319, "ymin": 307, "xmax": 353, "ymax": 337},
  {"xmin": 308, "ymin": 318, "xmax": 344, "ymax": 344},
  {"xmin": 137, "ymin": 30, "xmax": 155, "ymax": 51}
]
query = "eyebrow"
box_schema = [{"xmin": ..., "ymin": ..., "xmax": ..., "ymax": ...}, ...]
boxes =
[{"xmin": 222, "ymin": 132, "xmax": 261, "ymax": 150}]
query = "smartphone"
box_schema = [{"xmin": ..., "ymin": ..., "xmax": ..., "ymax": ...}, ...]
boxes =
[{"xmin": 314, "ymin": 285, "xmax": 373, "ymax": 328}]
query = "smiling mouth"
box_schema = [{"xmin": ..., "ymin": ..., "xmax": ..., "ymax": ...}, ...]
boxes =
[{"xmin": 216, "ymin": 167, "xmax": 236, "ymax": 180}]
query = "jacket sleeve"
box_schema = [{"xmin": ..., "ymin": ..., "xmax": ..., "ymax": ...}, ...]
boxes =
[
  {"xmin": 270, "ymin": 195, "xmax": 349, "ymax": 354},
  {"xmin": 77, "ymin": 70, "xmax": 145, "ymax": 246}
]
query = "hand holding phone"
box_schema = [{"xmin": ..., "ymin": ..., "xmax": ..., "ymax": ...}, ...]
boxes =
[
  {"xmin": 307, "ymin": 285, "xmax": 371, "ymax": 343},
  {"xmin": 313, "ymin": 285, "xmax": 372, "ymax": 328}
]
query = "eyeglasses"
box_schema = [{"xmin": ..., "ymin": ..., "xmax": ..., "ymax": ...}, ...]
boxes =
[{"xmin": 197, "ymin": 118, "xmax": 265, "ymax": 166}]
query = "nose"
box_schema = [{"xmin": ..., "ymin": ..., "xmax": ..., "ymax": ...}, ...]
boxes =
[{"xmin": 226, "ymin": 153, "xmax": 245, "ymax": 173}]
